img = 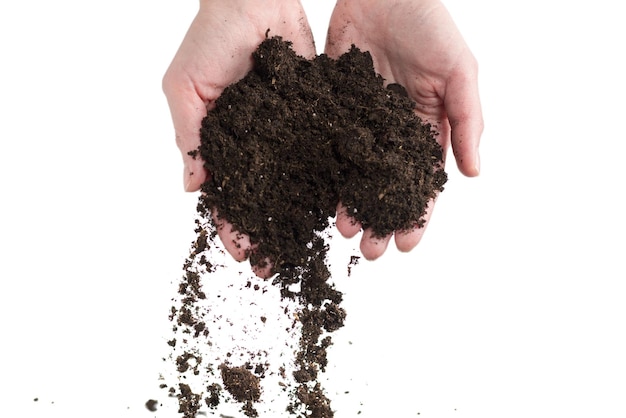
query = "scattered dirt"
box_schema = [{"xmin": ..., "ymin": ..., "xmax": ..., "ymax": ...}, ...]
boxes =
[{"xmin": 164, "ymin": 35, "xmax": 446, "ymax": 417}]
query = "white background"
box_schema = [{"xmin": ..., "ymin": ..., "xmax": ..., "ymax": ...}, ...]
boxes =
[{"xmin": 1, "ymin": 0, "xmax": 625, "ymax": 417}]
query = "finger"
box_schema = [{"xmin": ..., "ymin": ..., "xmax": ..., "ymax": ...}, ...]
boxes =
[
  {"xmin": 444, "ymin": 61, "xmax": 484, "ymax": 177},
  {"xmin": 394, "ymin": 198, "xmax": 436, "ymax": 252},
  {"xmin": 360, "ymin": 229, "xmax": 392, "ymax": 261},
  {"xmin": 251, "ymin": 258, "xmax": 274, "ymax": 279},
  {"xmin": 163, "ymin": 78, "xmax": 209, "ymax": 192},
  {"xmin": 335, "ymin": 202, "xmax": 362, "ymax": 238},
  {"xmin": 212, "ymin": 210, "xmax": 251, "ymax": 262},
  {"xmin": 211, "ymin": 210, "xmax": 276, "ymax": 278}
]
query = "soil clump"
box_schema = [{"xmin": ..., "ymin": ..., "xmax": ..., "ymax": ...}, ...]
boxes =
[{"xmin": 165, "ymin": 35, "xmax": 446, "ymax": 417}]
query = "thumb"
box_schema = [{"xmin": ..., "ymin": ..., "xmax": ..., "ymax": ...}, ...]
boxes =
[
  {"xmin": 444, "ymin": 64, "xmax": 484, "ymax": 177},
  {"xmin": 164, "ymin": 80, "xmax": 209, "ymax": 192}
]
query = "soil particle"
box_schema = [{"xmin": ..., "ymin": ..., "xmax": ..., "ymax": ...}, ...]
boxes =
[
  {"xmin": 219, "ymin": 364, "xmax": 262, "ymax": 417},
  {"xmin": 219, "ymin": 364, "xmax": 262, "ymax": 403},
  {"xmin": 145, "ymin": 399, "xmax": 159, "ymax": 412}
]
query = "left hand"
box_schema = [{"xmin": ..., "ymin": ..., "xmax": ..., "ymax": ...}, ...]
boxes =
[{"xmin": 325, "ymin": 0, "xmax": 484, "ymax": 259}]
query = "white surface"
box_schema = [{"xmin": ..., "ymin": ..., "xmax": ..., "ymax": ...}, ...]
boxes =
[{"xmin": 1, "ymin": 0, "xmax": 625, "ymax": 417}]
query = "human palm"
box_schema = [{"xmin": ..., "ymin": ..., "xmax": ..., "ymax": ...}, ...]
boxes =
[{"xmin": 325, "ymin": 0, "xmax": 483, "ymax": 259}]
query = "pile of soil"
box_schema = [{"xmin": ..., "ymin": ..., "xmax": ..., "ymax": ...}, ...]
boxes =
[{"xmin": 165, "ymin": 36, "xmax": 446, "ymax": 417}]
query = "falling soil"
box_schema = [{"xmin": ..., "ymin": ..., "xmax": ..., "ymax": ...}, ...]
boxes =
[
  {"xmin": 220, "ymin": 364, "xmax": 262, "ymax": 416},
  {"xmin": 164, "ymin": 35, "xmax": 446, "ymax": 417},
  {"xmin": 145, "ymin": 399, "xmax": 159, "ymax": 412}
]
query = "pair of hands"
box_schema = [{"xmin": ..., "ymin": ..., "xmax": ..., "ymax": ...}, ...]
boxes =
[{"xmin": 162, "ymin": 0, "xmax": 483, "ymax": 278}]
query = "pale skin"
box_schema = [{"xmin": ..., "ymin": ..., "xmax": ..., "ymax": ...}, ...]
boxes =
[{"xmin": 163, "ymin": 0, "xmax": 483, "ymax": 277}]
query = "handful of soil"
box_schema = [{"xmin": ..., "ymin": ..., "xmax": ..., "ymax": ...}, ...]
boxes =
[
  {"xmin": 166, "ymin": 35, "xmax": 446, "ymax": 418},
  {"xmin": 197, "ymin": 36, "xmax": 446, "ymax": 271}
]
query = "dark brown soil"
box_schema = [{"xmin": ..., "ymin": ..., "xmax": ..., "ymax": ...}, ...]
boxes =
[
  {"xmin": 165, "ymin": 35, "xmax": 446, "ymax": 417},
  {"xmin": 220, "ymin": 364, "xmax": 262, "ymax": 417},
  {"xmin": 145, "ymin": 399, "xmax": 159, "ymax": 412}
]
